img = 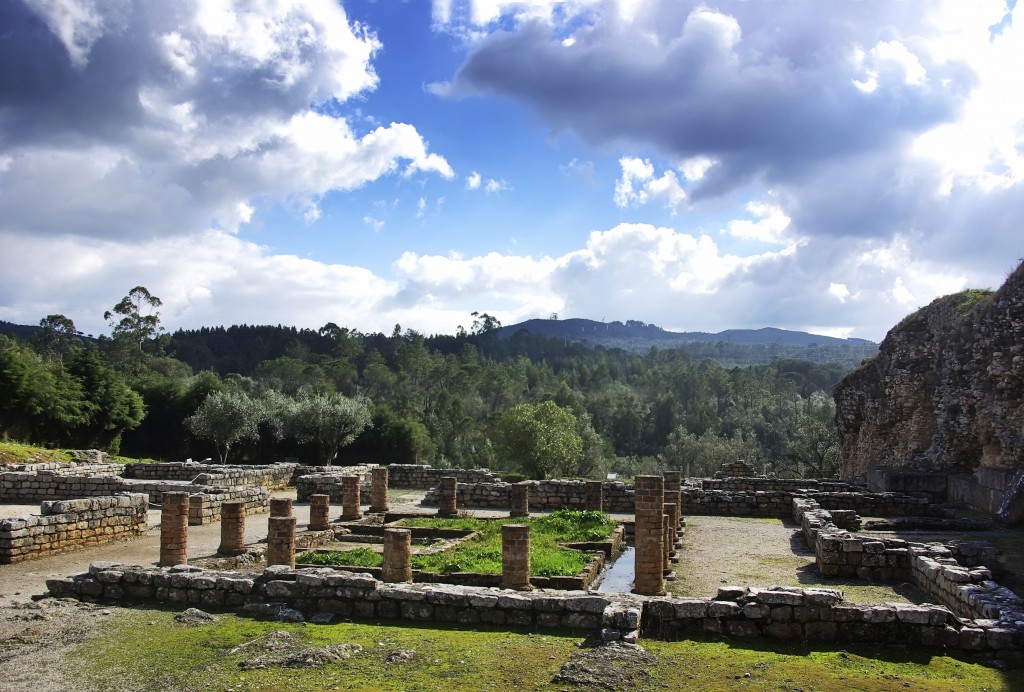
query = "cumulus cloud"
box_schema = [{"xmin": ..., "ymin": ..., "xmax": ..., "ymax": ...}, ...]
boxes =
[
  {"xmin": 613, "ymin": 157, "xmax": 687, "ymax": 214},
  {"xmin": 0, "ymin": 0, "xmax": 451, "ymax": 241},
  {"xmin": 439, "ymin": 0, "xmax": 1022, "ymax": 314}
]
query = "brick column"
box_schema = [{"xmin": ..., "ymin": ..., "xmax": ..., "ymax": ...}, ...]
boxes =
[
  {"xmin": 218, "ymin": 500, "xmax": 246, "ymax": 556},
  {"xmin": 267, "ymin": 516, "xmax": 297, "ymax": 568},
  {"xmin": 664, "ymin": 503, "xmax": 678, "ymax": 556},
  {"xmin": 341, "ymin": 476, "xmax": 362, "ymax": 521},
  {"xmin": 370, "ymin": 466, "xmax": 390, "ymax": 513},
  {"xmin": 632, "ymin": 475, "xmax": 665, "ymax": 595},
  {"xmin": 160, "ymin": 492, "xmax": 189, "ymax": 566},
  {"xmin": 664, "ymin": 471, "xmax": 682, "ymax": 525},
  {"xmin": 309, "ymin": 494, "xmax": 331, "ymax": 531},
  {"xmin": 662, "ymin": 513, "xmax": 673, "ymax": 577},
  {"xmin": 382, "ymin": 528, "xmax": 412, "ymax": 583},
  {"xmin": 510, "ymin": 483, "xmax": 529, "ymax": 518},
  {"xmin": 501, "ymin": 524, "xmax": 532, "ymax": 590},
  {"xmin": 585, "ymin": 481, "xmax": 604, "ymax": 511},
  {"xmin": 270, "ymin": 497, "xmax": 293, "ymax": 518},
  {"xmin": 438, "ymin": 476, "xmax": 458, "ymax": 517}
]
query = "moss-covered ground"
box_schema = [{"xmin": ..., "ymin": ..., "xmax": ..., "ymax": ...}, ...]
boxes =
[{"xmin": 73, "ymin": 607, "xmax": 1013, "ymax": 691}]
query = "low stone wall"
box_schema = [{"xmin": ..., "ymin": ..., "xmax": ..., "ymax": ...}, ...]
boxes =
[
  {"xmin": 124, "ymin": 462, "xmax": 296, "ymax": 490},
  {"xmin": 45, "ymin": 564, "xmax": 1022, "ymax": 654},
  {"xmin": 3, "ymin": 463, "xmax": 126, "ymax": 477},
  {"xmin": 701, "ymin": 478, "xmax": 856, "ymax": 493},
  {"xmin": 189, "ymin": 488, "xmax": 269, "ymax": 524},
  {"xmin": 0, "ymin": 493, "xmax": 148, "ymax": 563},
  {"xmin": 420, "ymin": 480, "xmax": 635, "ymax": 513},
  {"xmin": 642, "ymin": 585, "xmax": 1020, "ymax": 654},
  {"xmin": 295, "ymin": 473, "xmax": 373, "ymax": 503},
  {"xmin": 0, "ymin": 472, "xmax": 267, "ymax": 525},
  {"xmin": 47, "ymin": 563, "xmax": 619, "ymax": 634},
  {"xmin": 802, "ymin": 497, "xmax": 1024, "ymax": 630},
  {"xmin": 385, "ymin": 465, "xmax": 502, "ymax": 489}
]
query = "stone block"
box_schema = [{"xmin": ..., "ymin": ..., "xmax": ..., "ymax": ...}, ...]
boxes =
[
  {"xmin": 708, "ymin": 601, "xmax": 741, "ymax": 618},
  {"xmin": 674, "ymin": 599, "xmax": 708, "ymax": 619}
]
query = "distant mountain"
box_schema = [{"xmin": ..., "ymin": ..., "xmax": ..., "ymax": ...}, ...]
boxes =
[
  {"xmin": 0, "ymin": 320, "xmax": 40, "ymax": 339},
  {"xmin": 499, "ymin": 318, "xmax": 877, "ymax": 366}
]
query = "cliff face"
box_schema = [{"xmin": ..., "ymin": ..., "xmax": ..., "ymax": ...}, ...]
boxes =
[{"xmin": 835, "ymin": 262, "xmax": 1024, "ymax": 481}]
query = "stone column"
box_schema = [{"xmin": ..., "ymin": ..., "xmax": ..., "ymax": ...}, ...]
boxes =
[
  {"xmin": 382, "ymin": 528, "xmax": 412, "ymax": 583},
  {"xmin": 501, "ymin": 524, "xmax": 532, "ymax": 590},
  {"xmin": 370, "ymin": 466, "xmax": 390, "ymax": 513},
  {"xmin": 664, "ymin": 503, "xmax": 678, "ymax": 556},
  {"xmin": 510, "ymin": 483, "xmax": 529, "ymax": 518},
  {"xmin": 341, "ymin": 476, "xmax": 362, "ymax": 521},
  {"xmin": 309, "ymin": 494, "xmax": 331, "ymax": 531},
  {"xmin": 438, "ymin": 476, "xmax": 458, "ymax": 517},
  {"xmin": 662, "ymin": 513, "xmax": 672, "ymax": 577},
  {"xmin": 585, "ymin": 481, "xmax": 604, "ymax": 512},
  {"xmin": 218, "ymin": 500, "xmax": 246, "ymax": 556},
  {"xmin": 663, "ymin": 471, "xmax": 682, "ymax": 525},
  {"xmin": 632, "ymin": 475, "xmax": 665, "ymax": 595},
  {"xmin": 267, "ymin": 516, "xmax": 297, "ymax": 568},
  {"xmin": 160, "ymin": 492, "xmax": 189, "ymax": 567},
  {"xmin": 270, "ymin": 497, "xmax": 293, "ymax": 518}
]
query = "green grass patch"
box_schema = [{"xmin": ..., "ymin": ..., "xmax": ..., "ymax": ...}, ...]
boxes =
[
  {"xmin": 70, "ymin": 607, "xmax": 1013, "ymax": 691},
  {"xmin": 298, "ymin": 510, "xmax": 617, "ymax": 578},
  {"xmin": 0, "ymin": 440, "xmax": 73, "ymax": 465},
  {"xmin": 299, "ymin": 547, "xmax": 382, "ymax": 568}
]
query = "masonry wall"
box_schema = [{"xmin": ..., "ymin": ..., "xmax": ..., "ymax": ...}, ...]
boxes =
[
  {"xmin": 0, "ymin": 472, "xmax": 267, "ymax": 525},
  {"xmin": 0, "ymin": 493, "xmax": 148, "ymax": 563},
  {"xmin": 124, "ymin": 462, "xmax": 296, "ymax": 490},
  {"xmin": 420, "ymin": 480, "xmax": 635, "ymax": 513},
  {"xmin": 416, "ymin": 478, "xmax": 946, "ymax": 520},
  {"xmin": 44, "ymin": 564, "xmax": 1021, "ymax": 655},
  {"xmin": 385, "ymin": 465, "xmax": 502, "ymax": 489}
]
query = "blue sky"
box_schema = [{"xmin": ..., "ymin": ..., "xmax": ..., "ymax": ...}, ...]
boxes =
[{"xmin": 0, "ymin": 0, "xmax": 1021, "ymax": 342}]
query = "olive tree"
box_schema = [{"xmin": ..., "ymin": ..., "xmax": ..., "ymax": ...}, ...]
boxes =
[
  {"xmin": 496, "ymin": 401, "xmax": 583, "ymax": 479},
  {"xmin": 289, "ymin": 392, "xmax": 372, "ymax": 465},
  {"xmin": 185, "ymin": 390, "xmax": 263, "ymax": 464}
]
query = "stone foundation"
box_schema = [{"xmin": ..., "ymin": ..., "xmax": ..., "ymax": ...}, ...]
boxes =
[
  {"xmin": 0, "ymin": 471, "xmax": 268, "ymax": 525},
  {"xmin": 0, "ymin": 493, "xmax": 148, "ymax": 564},
  {"xmin": 124, "ymin": 462, "xmax": 296, "ymax": 490},
  {"xmin": 45, "ymin": 564, "xmax": 1022, "ymax": 655}
]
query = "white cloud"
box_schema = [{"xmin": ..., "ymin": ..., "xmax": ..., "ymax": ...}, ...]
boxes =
[
  {"xmin": 724, "ymin": 201, "xmax": 793, "ymax": 245},
  {"xmin": 484, "ymin": 178, "xmax": 510, "ymax": 194},
  {"xmin": 614, "ymin": 157, "xmax": 687, "ymax": 214},
  {"xmin": 363, "ymin": 216, "xmax": 384, "ymax": 232},
  {"xmin": 828, "ymin": 283, "xmax": 851, "ymax": 303},
  {"xmin": 466, "ymin": 171, "xmax": 482, "ymax": 189},
  {"xmin": 1, "ymin": 0, "xmax": 451, "ymax": 243}
]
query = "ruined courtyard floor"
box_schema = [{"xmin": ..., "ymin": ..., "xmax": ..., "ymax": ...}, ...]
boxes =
[{"xmin": 669, "ymin": 516, "xmax": 928, "ymax": 605}]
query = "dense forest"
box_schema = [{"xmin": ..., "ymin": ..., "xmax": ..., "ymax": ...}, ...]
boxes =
[{"xmin": 0, "ymin": 288, "xmax": 848, "ymax": 479}]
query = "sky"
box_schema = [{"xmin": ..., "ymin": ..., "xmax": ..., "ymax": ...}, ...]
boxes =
[{"xmin": 0, "ymin": 0, "xmax": 1021, "ymax": 343}]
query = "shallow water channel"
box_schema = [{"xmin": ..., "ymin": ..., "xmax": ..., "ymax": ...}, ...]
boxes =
[{"xmin": 594, "ymin": 546, "xmax": 635, "ymax": 593}]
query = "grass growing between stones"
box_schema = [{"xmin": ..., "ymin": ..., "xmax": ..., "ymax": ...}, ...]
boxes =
[
  {"xmin": 298, "ymin": 510, "xmax": 617, "ymax": 578},
  {"xmin": 0, "ymin": 441, "xmax": 73, "ymax": 465},
  {"xmin": 72, "ymin": 607, "xmax": 1012, "ymax": 691}
]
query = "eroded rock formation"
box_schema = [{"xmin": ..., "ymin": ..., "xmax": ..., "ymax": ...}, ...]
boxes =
[{"xmin": 834, "ymin": 261, "xmax": 1023, "ymax": 515}]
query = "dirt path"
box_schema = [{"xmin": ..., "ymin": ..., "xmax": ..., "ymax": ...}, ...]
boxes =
[{"xmin": 669, "ymin": 516, "xmax": 815, "ymax": 598}]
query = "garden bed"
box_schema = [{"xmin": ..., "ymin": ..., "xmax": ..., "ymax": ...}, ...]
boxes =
[{"xmin": 297, "ymin": 510, "xmax": 622, "ymax": 590}]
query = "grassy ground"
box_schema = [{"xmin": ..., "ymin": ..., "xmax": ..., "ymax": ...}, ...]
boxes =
[
  {"xmin": 0, "ymin": 440, "xmax": 162, "ymax": 465},
  {"xmin": 0, "ymin": 441, "xmax": 73, "ymax": 465},
  {"xmin": 71, "ymin": 607, "xmax": 1013, "ymax": 691}
]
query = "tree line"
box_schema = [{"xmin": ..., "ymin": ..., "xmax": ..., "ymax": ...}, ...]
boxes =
[{"xmin": 0, "ymin": 287, "xmax": 845, "ymax": 479}]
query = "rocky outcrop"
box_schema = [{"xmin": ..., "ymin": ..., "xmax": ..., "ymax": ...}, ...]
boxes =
[{"xmin": 835, "ymin": 261, "xmax": 1023, "ymax": 501}]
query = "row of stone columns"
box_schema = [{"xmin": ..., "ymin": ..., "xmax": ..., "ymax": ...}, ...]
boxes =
[
  {"xmin": 157, "ymin": 476, "xmax": 386, "ymax": 568},
  {"xmin": 633, "ymin": 471, "xmax": 686, "ymax": 596}
]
